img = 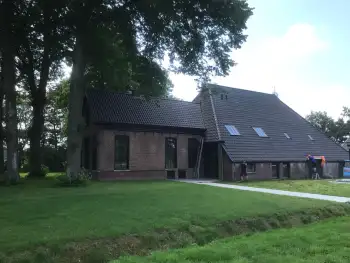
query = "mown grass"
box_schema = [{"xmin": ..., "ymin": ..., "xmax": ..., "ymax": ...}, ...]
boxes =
[
  {"xmin": 115, "ymin": 215, "xmax": 350, "ymax": 263},
  {"xmin": 19, "ymin": 172, "xmax": 63, "ymax": 178},
  {"xmin": 0, "ymin": 180, "xmax": 330, "ymax": 251},
  {"xmin": 0, "ymin": 180, "xmax": 337, "ymax": 262},
  {"xmin": 235, "ymin": 179, "xmax": 350, "ymax": 197}
]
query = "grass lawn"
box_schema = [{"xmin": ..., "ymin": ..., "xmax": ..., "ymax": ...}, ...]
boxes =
[
  {"xmin": 234, "ymin": 179, "xmax": 350, "ymax": 197},
  {"xmin": 115, "ymin": 216, "xmax": 350, "ymax": 263},
  {"xmin": 0, "ymin": 180, "xmax": 329, "ymax": 253}
]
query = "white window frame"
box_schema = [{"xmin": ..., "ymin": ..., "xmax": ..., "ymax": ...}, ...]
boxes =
[
  {"xmin": 253, "ymin": 127, "xmax": 268, "ymax": 137},
  {"xmin": 225, "ymin": 125, "xmax": 240, "ymax": 136},
  {"xmin": 284, "ymin": 133, "xmax": 291, "ymax": 139}
]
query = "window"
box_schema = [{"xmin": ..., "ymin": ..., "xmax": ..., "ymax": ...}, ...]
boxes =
[
  {"xmin": 114, "ymin": 135, "xmax": 129, "ymax": 170},
  {"xmin": 225, "ymin": 125, "xmax": 240, "ymax": 136},
  {"xmin": 308, "ymin": 135, "xmax": 315, "ymax": 141},
  {"xmin": 247, "ymin": 163, "xmax": 256, "ymax": 173},
  {"xmin": 165, "ymin": 138, "xmax": 177, "ymax": 169},
  {"xmin": 188, "ymin": 138, "xmax": 199, "ymax": 168},
  {"xmin": 253, "ymin": 127, "xmax": 268, "ymax": 137},
  {"xmin": 284, "ymin": 133, "xmax": 291, "ymax": 139}
]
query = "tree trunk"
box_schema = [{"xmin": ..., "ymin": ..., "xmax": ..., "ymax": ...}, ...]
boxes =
[
  {"xmin": 3, "ymin": 43, "xmax": 19, "ymax": 183},
  {"xmin": 26, "ymin": 0, "xmax": 51, "ymax": 178},
  {"xmin": 66, "ymin": 36, "xmax": 86, "ymax": 179},
  {"xmin": 0, "ymin": 58, "xmax": 4, "ymax": 177},
  {"xmin": 28, "ymin": 92, "xmax": 45, "ymax": 177}
]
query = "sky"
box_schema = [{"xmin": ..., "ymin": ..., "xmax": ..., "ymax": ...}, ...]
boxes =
[{"xmin": 170, "ymin": 0, "xmax": 350, "ymax": 119}]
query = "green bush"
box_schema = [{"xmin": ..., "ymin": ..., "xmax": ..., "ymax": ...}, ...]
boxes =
[
  {"xmin": 41, "ymin": 164, "xmax": 50, "ymax": 176},
  {"xmin": 56, "ymin": 168, "xmax": 92, "ymax": 187}
]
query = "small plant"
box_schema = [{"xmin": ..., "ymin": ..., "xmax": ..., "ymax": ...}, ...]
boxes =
[{"xmin": 56, "ymin": 168, "xmax": 92, "ymax": 187}]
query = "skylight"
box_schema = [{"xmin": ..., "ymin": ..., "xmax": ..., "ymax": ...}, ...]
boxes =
[
  {"xmin": 253, "ymin": 127, "xmax": 268, "ymax": 137},
  {"xmin": 308, "ymin": 135, "xmax": 315, "ymax": 141},
  {"xmin": 225, "ymin": 125, "xmax": 240, "ymax": 136},
  {"xmin": 284, "ymin": 133, "xmax": 291, "ymax": 139}
]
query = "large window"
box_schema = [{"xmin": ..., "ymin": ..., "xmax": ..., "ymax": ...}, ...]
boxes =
[
  {"xmin": 188, "ymin": 138, "xmax": 199, "ymax": 168},
  {"xmin": 114, "ymin": 135, "xmax": 129, "ymax": 170},
  {"xmin": 247, "ymin": 163, "xmax": 256, "ymax": 173},
  {"xmin": 165, "ymin": 138, "xmax": 177, "ymax": 169}
]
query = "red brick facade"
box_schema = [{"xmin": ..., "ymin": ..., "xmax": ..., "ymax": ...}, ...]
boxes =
[{"xmin": 96, "ymin": 129, "xmax": 202, "ymax": 180}]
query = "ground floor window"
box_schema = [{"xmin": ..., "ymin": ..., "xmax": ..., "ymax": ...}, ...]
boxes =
[
  {"xmin": 114, "ymin": 135, "xmax": 129, "ymax": 170},
  {"xmin": 247, "ymin": 163, "xmax": 256, "ymax": 173},
  {"xmin": 165, "ymin": 138, "xmax": 177, "ymax": 169},
  {"xmin": 188, "ymin": 138, "xmax": 199, "ymax": 169},
  {"xmin": 282, "ymin": 163, "xmax": 290, "ymax": 178},
  {"xmin": 272, "ymin": 163, "xmax": 279, "ymax": 178}
]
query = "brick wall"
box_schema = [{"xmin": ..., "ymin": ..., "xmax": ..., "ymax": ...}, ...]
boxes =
[
  {"xmin": 290, "ymin": 162, "xmax": 308, "ymax": 179},
  {"xmin": 233, "ymin": 163, "xmax": 272, "ymax": 181},
  {"xmin": 222, "ymin": 151, "xmax": 234, "ymax": 181},
  {"xmin": 97, "ymin": 129, "xmax": 201, "ymax": 179},
  {"xmin": 323, "ymin": 162, "xmax": 340, "ymax": 178}
]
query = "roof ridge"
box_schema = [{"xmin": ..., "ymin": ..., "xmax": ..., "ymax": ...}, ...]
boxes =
[
  {"xmin": 206, "ymin": 83, "xmax": 275, "ymax": 96},
  {"xmin": 86, "ymin": 88, "xmax": 200, "ymax": 105}
]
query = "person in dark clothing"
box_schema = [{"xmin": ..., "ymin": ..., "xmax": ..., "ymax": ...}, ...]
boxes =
[
  {"xmin": 240, "ymin": 162, "xmax": 248, "ymax": 181},
  {"xmin": 307, "ymin": 155, "xmax": 320, "ymax": 179}
]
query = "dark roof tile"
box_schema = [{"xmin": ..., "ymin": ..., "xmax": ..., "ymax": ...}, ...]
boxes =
[
  {"xmin": 205, "ymin": 84, "xmax": 348, "ymax": 162},
  {"xmin": 86, "ymin": 89, "xmax": 205, "ymax": 130}
]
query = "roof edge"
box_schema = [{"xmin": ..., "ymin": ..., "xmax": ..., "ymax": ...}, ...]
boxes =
[
  {"xmin": 276, "ymin": 97, "xmax": 350, "ymax": 153},
  {"xmin": 208, "ymin": 88, "xmax": 222, "ymax": 141}
]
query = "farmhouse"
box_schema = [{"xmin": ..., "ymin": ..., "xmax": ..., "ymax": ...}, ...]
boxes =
[{"xmin": 82, "ymin": 84, "xmax": 348, "ymax": 180}]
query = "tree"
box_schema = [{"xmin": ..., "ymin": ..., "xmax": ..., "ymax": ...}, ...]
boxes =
[
  {"xmin": 0, "ymin": 53, "xmax": 4, "ymax": 175},
  {"xmin": 17, "ymin": 89, "xmax": 31, "ymax": 169},
  {"xmin": 306, "ymin": 111, "xmax": 335, "ymax": 134},
  {"xmin": 0, "ymin": 0, "xmax": 20, "ymax": 182},
  {"xmin": 306, "ymin": 109, "xmax": 350, "ymax": 143},
  {"xmin": 17, "ymin": 0, "xmax": 69, "ymax": 177},
  {"xmin": 64, "ymin": 0, "xmax": 253, "ymax": 178}
]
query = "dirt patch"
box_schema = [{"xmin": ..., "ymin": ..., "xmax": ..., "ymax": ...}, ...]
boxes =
[{"xmin": 1, "ymin": 204, "xmax": 350, "ymax": 263}]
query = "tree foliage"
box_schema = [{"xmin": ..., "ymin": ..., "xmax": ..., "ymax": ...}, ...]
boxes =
[
  {"xmin": 63, "ymin": 0, "xmax": 253, "ymax": 177},
  {"xmin": 306, "ymin": 108, "xmax": 350, "ymax": 143},
  {"xmin": 0, "ymin": 0, "xmax": 253, "ymax": 178}
]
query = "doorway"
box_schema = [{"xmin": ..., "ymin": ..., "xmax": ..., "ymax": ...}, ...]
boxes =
[
  {"xmin": 272, "ymin": 163, "xmax": 280, "ymax": 178},
  {"xmin": 203, "ymin": 142, "xmax": 219, "ymax": 179},
  {"xmin": 282, "ymin": 163, "xmax": 290, "ymax": 178},
  {"xmin": 307, "ymin": 159, "xmax": 323, "ymax": 178}
]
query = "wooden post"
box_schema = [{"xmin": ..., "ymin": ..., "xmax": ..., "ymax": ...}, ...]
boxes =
[{"xmin": 217, "ymin": 143, "xmax": 223, "ymax": 180}]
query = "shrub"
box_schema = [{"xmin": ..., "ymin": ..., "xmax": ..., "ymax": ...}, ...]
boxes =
[
  {"xmin": 56, "ymin": 168, "xmax": 92, "ymax": 187},
  {"xmin": 41, "ymin": 164, "xmax": 50, "ymax": 176}
]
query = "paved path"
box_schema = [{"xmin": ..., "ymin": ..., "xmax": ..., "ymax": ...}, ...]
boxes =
[{"xmin": 180, "ymin": 180, "xmax": 350, "ymax": 203}]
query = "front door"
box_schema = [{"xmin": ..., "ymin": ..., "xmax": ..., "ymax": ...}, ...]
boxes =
[
  {"xmin": 203, "ymin": 143, "xmax": 218, "ymax": 179},
  {"xmin": 272, "ymin": 163, "xmax": 279, "ymax": 178}
]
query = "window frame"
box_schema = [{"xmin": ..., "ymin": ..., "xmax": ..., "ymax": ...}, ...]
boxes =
[
  {"xmin": 284, "ymin": 133, "xmax": 291, "ymax": 139},
  {"xmin": 165, "ymin": 137, "xmax": 178, "ymax": 169},
  {"xmin": 114, "ymin": 135, "xmax": 130, "ymax": 171},
  {"xmin": 253, "ymin": 127, "xmax": 268, "ymax": 137},
  {"xmin": 247, "ymin": 163, "xmax": 256, "ymax": 173},
  {"xmin": 308, "ymin": 135, "xmax": 315, "ymax": 141},
  {"xmin": 225, "ymin": 125, "xmax": 241, "ymax": 136}
]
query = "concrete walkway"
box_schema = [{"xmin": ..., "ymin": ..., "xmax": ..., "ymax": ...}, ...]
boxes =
[{"xmin": 180, "ymin": 180, "xmax": 350, "ymax": 203}]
